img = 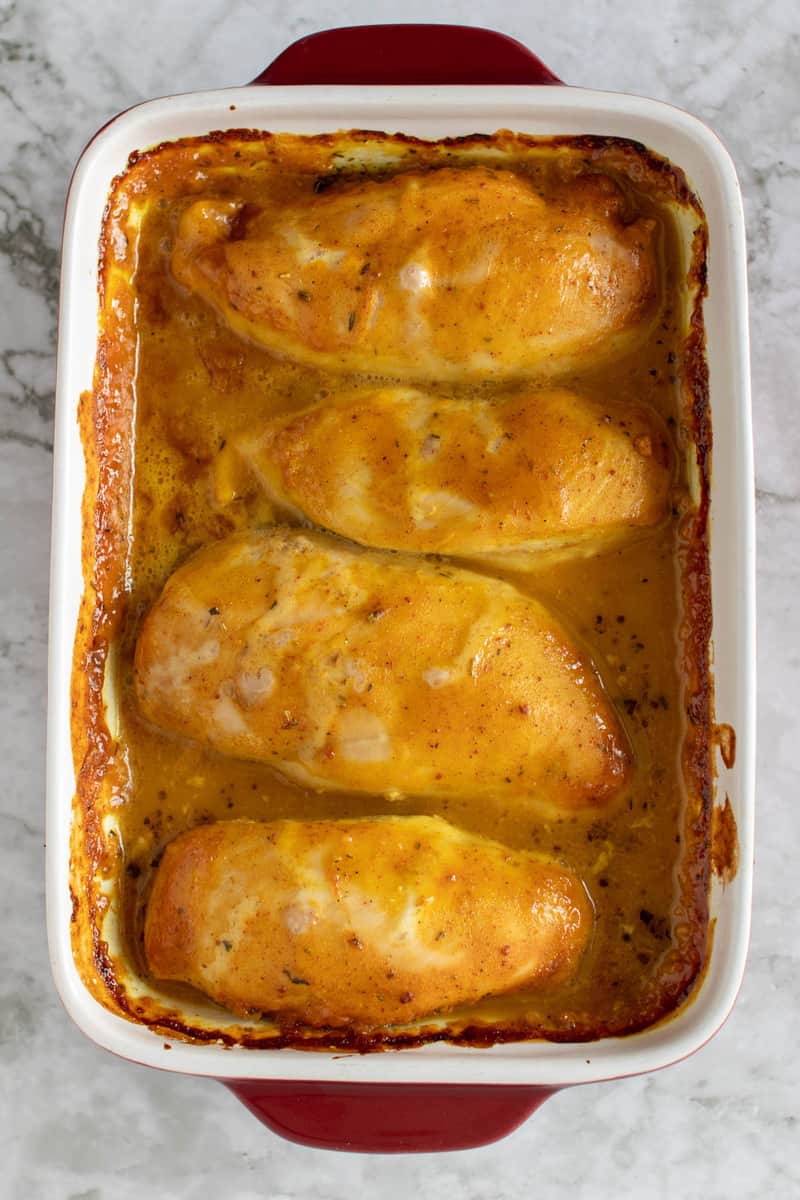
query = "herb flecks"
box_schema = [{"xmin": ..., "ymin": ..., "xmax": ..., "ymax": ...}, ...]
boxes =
[{"xmin": 283, "ymin": 968, "xmax": 310, "ymax": 986}]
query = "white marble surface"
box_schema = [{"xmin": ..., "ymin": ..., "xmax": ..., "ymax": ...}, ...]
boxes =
[{"xmin": 1, "ymin": 0, "xmax": 797, "ymax": 1194}]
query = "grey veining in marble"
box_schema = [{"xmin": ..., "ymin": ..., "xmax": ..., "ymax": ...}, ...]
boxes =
[{"xmin": 1, "ymin": 0, "xmax": 798, "ymax": 1195}]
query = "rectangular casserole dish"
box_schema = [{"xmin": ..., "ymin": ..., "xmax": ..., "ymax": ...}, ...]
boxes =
[{"xmin": 47, "ymin": 25, "xmax": 755, "ymax": 1152}]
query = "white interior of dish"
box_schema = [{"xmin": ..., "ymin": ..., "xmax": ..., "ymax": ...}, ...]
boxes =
[{"xmin": 48, "ymin": 85, "xmax": 754, "ymax": 1085}]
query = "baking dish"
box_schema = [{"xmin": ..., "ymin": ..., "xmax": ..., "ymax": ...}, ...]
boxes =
[{"xmin": 48, "ymin": 25, "xmax": 755, "ymax": 1152}]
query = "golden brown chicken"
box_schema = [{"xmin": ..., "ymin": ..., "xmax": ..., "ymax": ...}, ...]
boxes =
[
  {"xmin": 134, "ymin": 528, "xmax": 631, "ymax": 814},
  {"xmin": 171, "ymin": 167, "xmax": 658, "ymax": 381},
  {"xmin": 235, "ymin": 387, "xmax": 672, "ymax": 563},
  {"xmin": 144, "ymin": 815, "xmax": 592, "ymax": 1027}
]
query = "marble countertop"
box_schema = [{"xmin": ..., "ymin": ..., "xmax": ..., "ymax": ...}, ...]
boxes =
[{"xmin": 2, "ymin": 0, "xmax": 796, "ymax": 1195}]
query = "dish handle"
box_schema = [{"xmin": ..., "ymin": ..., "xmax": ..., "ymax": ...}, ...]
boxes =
[
  {"xmin": 224, "ymin": 1080, "xmax": 558, "ymax": 1153},
  {"xmin": 250, "ymin": 24, "xmax": 562, "ymax": 86}
]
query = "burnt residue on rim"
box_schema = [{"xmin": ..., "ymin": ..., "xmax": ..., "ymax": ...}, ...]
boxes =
[
  {"xmin": 671, "ymin": 209, "xmax": 714, "ymax": 1020},
  {"xmin": 711, "ymin": 796, "xmax": 739, "ymax": 885},
  {"xmin": 120, "ymin": 127, "xmax": 703, "ymax": 211},
  {"xmin": 72, "ymin": 126, "xmax": 714, "ymax": 1051},
  {"xmin": 85, "ymin": 924, "xmax": 711, "ymax": 1051}
]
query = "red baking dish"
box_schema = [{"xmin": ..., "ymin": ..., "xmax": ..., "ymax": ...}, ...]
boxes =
[{"xmin": 48, "ymin": 25, "xmax": 755, "ymax": 1152}]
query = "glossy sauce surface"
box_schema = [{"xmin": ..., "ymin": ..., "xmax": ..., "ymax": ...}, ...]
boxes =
[
  {"xmin": 86, "ymin": 132, "xmax": 710, "ymax": 1041},
  {"xmin": 171, "ymin": 166, "xmax": 659, "ymax": 379},
  {"xmin": 144, "ymin": 815, "xmax": 593, "ymax": 1027},
  {"xmin": 133, "ymin": 527, "xmax": 633, "ymax": 815},
  {"xmin": 235, "ymin": 385, "xmax": 672, "ymax": 561}
]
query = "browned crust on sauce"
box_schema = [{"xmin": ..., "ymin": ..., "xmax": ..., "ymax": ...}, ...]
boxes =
[
  {"xmin": 669, "ymin": 216, "xmax": 714, "ymax": 1012},
  {"xmin": 121, "ymin": 128, "xmax": 699, "ymax": 208},
  {"xmin": 70, "ymin": 128, "xmax": 715, "ymax": 1047}
]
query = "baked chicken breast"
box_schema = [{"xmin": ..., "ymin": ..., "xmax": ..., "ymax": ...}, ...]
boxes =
[
  {"xmin": 172, "ymin": 167, "xmax": 658, "ymax": 380},
  {"xmin": 134, "ymin": 528, "xmax": 631, "ymax": 814},
  {"xmin": 144, "ymin": 815, "xmax": 592, "ymax": 1027},
  {"xmin": 235, "ymin": 387, "xmax": 671, "ymax": 562}
]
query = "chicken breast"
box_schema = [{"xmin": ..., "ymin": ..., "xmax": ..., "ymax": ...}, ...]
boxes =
[
  {"xmin": 134, "ymin": 528, "xmax": 631, "ymax": 813},
  {"xmin": 235, "ymin": 387, "xmax": 672, "ymax": 563},
  {"xmin": 171, "ymin": 167, "xmax": 658, "ymax": 381},
  {"xmin": 144, "ymin": 815, "xmax": 592, "ymax": 1027}
]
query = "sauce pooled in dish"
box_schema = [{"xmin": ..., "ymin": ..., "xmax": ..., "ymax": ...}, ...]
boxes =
[{"xmin": 71, "ymin": 130, "xmax": 712, "ymax": 1048}]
